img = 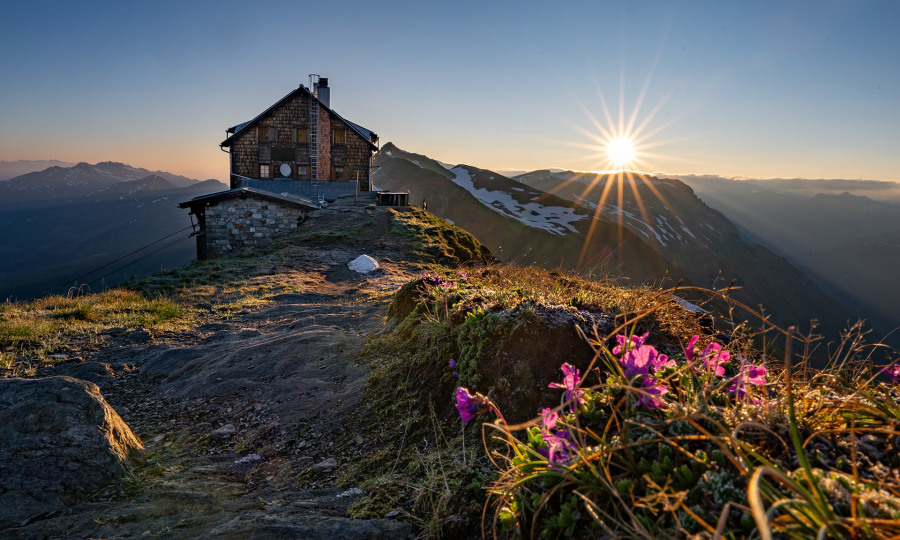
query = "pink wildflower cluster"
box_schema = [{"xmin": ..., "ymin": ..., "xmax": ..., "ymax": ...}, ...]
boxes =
[
  {"xmin": 613, "ymin": 333, "xmax": 671, "ymax": 409},
  {"xmin": 420, "ymin": 274, "xmax": 457, "ymax": 289},
  {"xmin": 611, "ymin": 334, "xmax": 769, "ymax": 409},
  {"xmin": 685, "ymin": 336, "xmax": 768, "ymax": 404},
  {"xmin": 615, "ymin": 333, "xmax": 676, "ymax": 377},
  {"xmin": 685, "ymin": 336, "xmax": 728, "ymax": 376}
]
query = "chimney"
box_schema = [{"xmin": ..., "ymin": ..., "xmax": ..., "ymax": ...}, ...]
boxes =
[{"xmin": 315, "ymin": 77, "xmax": 330, "ymax": 108}]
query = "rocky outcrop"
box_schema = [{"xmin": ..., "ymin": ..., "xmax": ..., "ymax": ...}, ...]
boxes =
[{"xmin": 0, "ymin": 376, "xmax": 143, "ymax": 528}]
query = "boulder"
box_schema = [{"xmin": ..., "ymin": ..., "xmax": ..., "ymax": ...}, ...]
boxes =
[{"xmin": 0, "ymin": 376, "xmax": 143, "ymax": 528}]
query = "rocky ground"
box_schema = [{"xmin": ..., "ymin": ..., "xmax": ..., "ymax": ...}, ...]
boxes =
[{"xmin": 4, "ymin": 198, "xmax": 427, "ymax": 539}]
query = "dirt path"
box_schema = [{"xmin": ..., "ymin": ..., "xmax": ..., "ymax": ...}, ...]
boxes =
[{"xmin": 11, "ymin": 225, "xmax": 421, "ymax": 538}]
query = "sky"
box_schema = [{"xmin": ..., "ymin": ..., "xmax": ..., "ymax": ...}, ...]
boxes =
[{"xmin": 1, "ymin": 0, "xmax": 899, "ymax": 182}]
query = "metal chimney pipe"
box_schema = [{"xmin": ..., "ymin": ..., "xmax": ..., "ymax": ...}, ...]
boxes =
[{"xmin": 316, "ymin": 77, "xmax": 330, "ymax": 108}]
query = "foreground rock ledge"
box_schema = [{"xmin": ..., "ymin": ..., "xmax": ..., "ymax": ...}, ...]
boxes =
[{"xmin": 0, "ymin": 376, "xmax": 143, "ymax": 528}]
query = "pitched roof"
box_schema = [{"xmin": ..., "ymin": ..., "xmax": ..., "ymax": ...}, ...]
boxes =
[
  {"xmin": 178, "ymin": 187, "xmax": 317, "ymax": 211},
  {"xmin": 220, "ymin": 85, "xmax": 378, "ymax": 150}
]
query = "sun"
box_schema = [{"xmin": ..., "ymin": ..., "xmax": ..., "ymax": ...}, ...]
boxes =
[{"xmin": 606, "ymin": 137, "xmax": 635, "ymax": 168}]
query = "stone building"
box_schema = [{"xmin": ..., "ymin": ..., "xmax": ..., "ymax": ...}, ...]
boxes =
[
  {"xmin": 220, "ymin": 76, "xmax": 379, "ymax": 203},
  {"xmin": 178, "ymin": 188, "xmax": 317, "ymax": 260}
]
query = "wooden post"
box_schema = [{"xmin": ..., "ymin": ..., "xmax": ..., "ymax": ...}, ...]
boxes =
[{"xmin": 355, "ymin": 171, "xmax": 359, "ymax": 203}]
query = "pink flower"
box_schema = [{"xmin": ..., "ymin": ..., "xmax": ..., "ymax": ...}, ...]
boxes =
[
  {"xmin": 548, "ymin": 363, "xmax": 585, "ymax": 411},
  {"xmin": 685, "ymin": 335, "xmax": 700, "ymax": 363},
  {"xmin": 612, "ymin": 333, "xmax": 648, "ymax": 356},
  {"xmin": 455, "ymin": 387, "xmax": 492, "ymax": 422},
  {"xmin": 536, "ymin": 407, "xmax": 576, "ymax": 466},
  {"xmin": 727, "ymin": 360, "xmax": 768, "ymax": 404},
  {"xmin": 620, "ymin": 344, "xmax": 673, "ymax": 377},
  {"xmin": 882, "ymin": 363, "xmax": 900, "ymax": 384},
  {"xmin": 636, "ymin": 377, "xmax": 668, "ymax": 409},
  {"xmin": 540, "ymin": 407, "xmax": 559, "ymax": 432},
  {"xmin": 542, "ymin": 430, "xmax": 577, "ymax": 466},
  {"xmin": 744, "ymin": 364, "xmax": 767, "ymax": 385},
  {"xmin": 698, "ymin": 342, "xmax": 729, "ymax": 377},
  {"xmin": 651, "ymin": 351, "xmax": 676, "ymax": 372}
]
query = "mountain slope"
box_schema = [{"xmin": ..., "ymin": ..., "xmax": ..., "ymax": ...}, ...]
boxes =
[
  {"xmin": 679, "ymin": 175, "xmax": 900, "ymax": 341},
  {"xmin": 376, "ymin": 144, "xmax": 856, "ymax": 338},
  {"xmin": 375, "ymin": 143, "xmax": 676, "ymax": 285},
  {"xmin": 513, "ymin": 169, "xmax": 859, "ymax": 336}
]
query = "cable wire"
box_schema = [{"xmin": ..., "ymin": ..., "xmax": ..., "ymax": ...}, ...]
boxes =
[
  {"xmin": 83, "ymin": 232, "xmax": 194, "ymax": 288},
  {"xmin": 55, "ymin": 225, "xmax": 193, "ymax": 292}
]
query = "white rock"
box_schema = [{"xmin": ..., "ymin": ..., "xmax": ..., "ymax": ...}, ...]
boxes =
[
  {"xmin": 234, "ymin": 453, "xmax": 262, "ymax": 464},
  {"xmin": 212, "ymin": 423, "xmax": 236, "ymax": 436},
  {"xmin": 348, "ymin": 254, "xmax": 379, "ymax": 274},
  {"xmin": 337, "ymin": 487, "xmax": 364, "ymax": 498}
]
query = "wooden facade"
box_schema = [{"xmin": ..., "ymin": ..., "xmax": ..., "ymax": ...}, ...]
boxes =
[{"xmin": 220, "ymin": 79, "xmax": 378, "ymax": 194}]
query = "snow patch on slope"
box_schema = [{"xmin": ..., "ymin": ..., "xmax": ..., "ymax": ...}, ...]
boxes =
[{"xmin": 450, "ymin": 167, "xmax": 585, "ymax": 236}]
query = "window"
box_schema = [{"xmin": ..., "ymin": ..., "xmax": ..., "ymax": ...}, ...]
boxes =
[
  {"xmin": 297, "ymin": 165, "xmax": 308, "ymax": 179},
  {"xmin": 335, "ymin": 167, "xmax": 345, "ymax": 180},
  {"xmin": 258, "ymin": 126, "xmax": 274, "ymax": 142},
  {"xmin": 333, "ymin": 129, "xmax": 345, "ymax": 145},
  {"xmin": 295, "ymin": 128, "xmax": 308, "ymax": 143},
  {"xmin": 259, "ymin": 164, "xmax": 270, "ymax": 178}
]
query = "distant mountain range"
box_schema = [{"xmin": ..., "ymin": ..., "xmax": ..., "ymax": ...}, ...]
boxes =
[
  {"xmin": 674, "ymin": 174, "xmax": 900, "ymax": 204},
  {"xmin": 374, "ymin": 143, "xmax": 862, "ymax": 342},
  {"xmin": 676, "ymin": 175, "xmax": 900, "ymax": 341},
  {"xmin": 0, "ymin": 161, "xmax": 204, "ymax": 207},
  {"xmin": 0, "ymin": 162, "xmax": 226, "ymax": 300},
  {"xmin": 0, "ymin": 160, "xmax": 77, "ymax": 181}
]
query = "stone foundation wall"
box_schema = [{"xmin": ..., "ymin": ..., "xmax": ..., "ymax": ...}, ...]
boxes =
[{"xmin": 203, "ymin": 197, "xmax": 305, "ymax": 258}]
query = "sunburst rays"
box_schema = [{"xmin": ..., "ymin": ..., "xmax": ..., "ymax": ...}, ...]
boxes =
[{"xmin": 545, "ymin": 71, "xmax": 692, "ymax": 270}]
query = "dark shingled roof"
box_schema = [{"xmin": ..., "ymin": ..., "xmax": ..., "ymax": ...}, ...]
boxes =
[
  {"xmin": 178, "ymin": 187, "xmax": 317, "ymax": 211},
  {"xmin": 220, "ymin": 85, "xmax": 378, "ymax": 150}
]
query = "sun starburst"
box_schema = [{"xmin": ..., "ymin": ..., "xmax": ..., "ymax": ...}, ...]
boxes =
[
  {"xmin": 547, "ymin": 68, "xmax": 690, "ymax": 270},
  {"xmin": 606, "ymin": 137, "xmax": 636, "ymax": 169}
]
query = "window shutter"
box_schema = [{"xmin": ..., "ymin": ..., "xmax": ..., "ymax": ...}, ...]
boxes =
[
  {"xmin": 268, "ymin": 127, "xmax": 276, "ymax": 142},
  {"xmin": 258, "ymin": 126, "xmax": 266, "ymax": 141}
]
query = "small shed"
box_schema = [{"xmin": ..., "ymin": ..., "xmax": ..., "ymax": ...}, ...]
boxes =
[
  {"xmin": 179, "ymin": 188, "xmax": 317, "ymax": 260},
  {"xmin": 376, "ymin": 192, "xmax": 409, "ymax": 207}
]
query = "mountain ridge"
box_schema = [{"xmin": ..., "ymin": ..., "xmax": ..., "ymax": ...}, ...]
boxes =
[
  {"xmin": 375, "ymin": 144, "xmax": 858, "ymax": 339},
  {"xmin": 0, "ymin": 161, "xmax": 204, "ymax": 208},
  {"xmin": 0, "ymin": 161, "xmax": 226, "ymax": 300}
]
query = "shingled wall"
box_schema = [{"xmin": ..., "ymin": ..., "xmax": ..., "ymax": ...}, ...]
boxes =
[{"xmin": 228, "ymin": 88, "xmax": 372, "ymax": 189}]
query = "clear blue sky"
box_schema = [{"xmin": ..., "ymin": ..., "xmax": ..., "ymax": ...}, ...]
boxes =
[{"xmin": 1, "ymin": 0, "xmax": 898, "ymax": 181}]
